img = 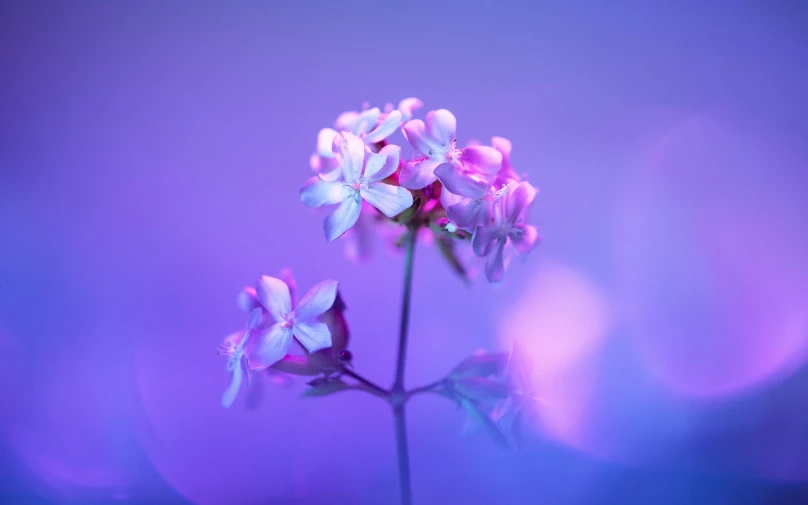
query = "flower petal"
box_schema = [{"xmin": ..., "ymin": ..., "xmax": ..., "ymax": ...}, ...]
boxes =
[
  {"xmin": 361, "ymin": 183, "xmax": 414, "ymax": 218},
  {"xmin": 399, "ymin": 158, "xmax": 441, "ymax": 189},
  {"xmin": 365, "ymin": 144, "xmax": 401, "ymax": 183},
  {"xmin": 506, "ymin": 182, "xmax": 539, "ymax": 223},
  {"xmin": 446, "ymin": 198, "xmax": 485, "ymax": 230},
  {"xmin": 364, "ymin": 110, "xmax": 402, "ymax": 144},
  {"xmin": 300, "ymin": 176, "xmax": 346, "ymax": 207},
  {"xmin": 434, "ymin": 163, "xmax": 489, "ymax": 198},
  {"xmin": 316, "ymin": 128, "xmax": 338, "ymax": 158},
  {"xmin": 255, "ymin": 276, "xmax": 292, "ymax": 321},
  {"xmin": 512, "ymin": 224, "xmax": 540, "ymax": 254},
  {"xmin": 333, "ymin": 132, "xmax": 365, "ymax": 182},
  {"xmin": 236, "ymin": 286, "xmax": 260, "ymax": 312},
  {"xmin": 335, "ymin": 110, "xmax": 359, "ymax": 131},
  {"xmin": 352, "ymin": 107, "xmax": 380, "ymax": 136},
  {"xmin": 292, "ymin": 321, "xmax": 332, "ymax": 353},
  {"xmin": 485, "ymin": 241, "xmax": 507, "ymax": 283},
  {"xmin": 247, "ymin": 323, "xmax": 294, "ymax": 370},
  {"xmin": 425, "ymin": 109, "xmax": 457, "ymax": 147},
  {"xmin": 491, "ymin": 136, "xmax": 512, "ymax": 157},
  {"xmin": 402, "ymin": 119, "xmax": 439, "ymax": 156},
  {"xmin": 398, "ymin": 97, "xmax": 423, "ymax": 122},
  {"xmin": 472, "ymin": 226, "xmax": 501, "ymax": 257},
  {"xmin": 324, "ymin": 193, "xmax": 362, "ymax": 241},
  {"xmin": 461, "ymin": 146, "xmax": 502, "ymax": 178},
  {"xmin": 362, "ymin": 153, "xmax": 387, "ymax": 181},
  {"xmin": 221, "ymin": 356, "xmax": 245, "ymax": 408},
  {"xmin": 294, "ymin": 279, "xmax": 338, "ymax": 321}
]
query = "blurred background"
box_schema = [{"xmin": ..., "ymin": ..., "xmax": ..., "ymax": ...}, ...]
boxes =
[{"xmin": 1, "ymin": 1, "xmax": 807, "ymax": 504}]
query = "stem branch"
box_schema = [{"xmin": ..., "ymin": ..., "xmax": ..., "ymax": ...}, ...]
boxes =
[{"xmin": 342, "ymin": 368, "xmax": 389, "ymax": 399}]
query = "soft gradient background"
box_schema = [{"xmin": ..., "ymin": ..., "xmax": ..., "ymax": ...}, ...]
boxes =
[{"xmin": 2, "ymin": 1, "xmax": 807, "ymax": 504}]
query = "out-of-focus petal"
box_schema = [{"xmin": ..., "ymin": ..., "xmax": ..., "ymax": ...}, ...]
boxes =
[
  {"xmin": 505, "ymin": 181, "xmax": 539, "ymax": 223},
  {"xmin": 256, "ymin": 276, "xmax": 292, "ymax": 320},
  {"xmin": 435, "ymin": 163, "xmax": 489, "ymax": 198},
  {"xmin": 491, "ymin": 136, "xmax": 512, "ymax": 157},
  {"xmin": 398, "ymin": 97, "xmax": 423, "ymax": 122},
  {"xmin": 447, "ymin": 199, "xmax": 485, "ymax": 230},
  {"xmin": 292, "ymin": 321, "xmax": 332, "ymax": 353},
  {"xmin": 402, "ymin": 119, "xmax": 439, "ymax": 155},
  {"xmin": 425, "ymin": 109, "xmax": 457, "ymax": 147},
  {"xmin": 365, "ymin": 144, "xmax": 401, "ymax": 183},
  {"xmin": 236, "ymin": 286, "xmax": 260, "ymax": 312},
  {"xmin": 399, "ymin": 158, "xmax": 441, "ymax": 189},
  {"xmin": 512, "ymin": 224, "xmax": 540, "ymax": 254},
  {"xmin": 335, "ymin": 110, "xmax": 360, "ymax": 131},
  {"xmin": 324, "ymin": 194, "xmax": 362, "ymax": 241},
  {"xmin": 221, "ymin": 357, "xmax": 245, "ymax": 408},
  {"xmin": 294, "ymin": 279, "xmax": 338, "ymax": 321},
  {"xmin": 361, "ymin": 183, "xmax": 414, "ymax": 218},
  {"xmin": 461, "ymin": 146, "xmax": 502, "ymax": 178},
  {"xmin": 300, "ymin": 176, "xmax": 346, "ymax": 207},
  {"xmin": 247, "ymin": 322, "xmax": 293, "ymax": 370},
  {"xmin": 352, "ymin": 107, "xmax": 380, "ymax": 136},
  {"xmin": 472, "ymin": 226, "xmax": 501, "ymax": 257},
  {"xmin": 485, "ymin": 241, "xmax": 507, "ymax": 283},
  {"xmin": 333, "ymin": 132, "xmax": 365, "ymax": 182},
  {"xmin": 364, "ymin": 110, "xmax": 402, "ymax": 143},
  {"xmin": 317, "ymin": 128, "xmax": 338, "ymax": 158},
  {"xmin": 278, "ymin": 268, "xmax": 298, "ymax": 307}
]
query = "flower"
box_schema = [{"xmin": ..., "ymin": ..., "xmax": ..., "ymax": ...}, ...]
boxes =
[
  {"xmin": 491, "ymin": 136, "xmax": 522, "ymax": 187},
  {"xmin": 399, "ymin": 109, "xmax": 502, "ymax": 191},
  {"xmin": 445, "ymin": 183, "xmax": 509, "ymax": 231},
  {"xmin": 246, "ymin": 275, "xmax": 339, "ymax": 370},
  {"xmin": 300, "ymin": 131, "xmax": 413, "ymax": 241},
  {"xmin": 472, "ymin": 181, "xmax": 540, "ymax": 282},
  {"xmin": 218, "ymin": 307, "xmax": 263, "ymax": 408}
]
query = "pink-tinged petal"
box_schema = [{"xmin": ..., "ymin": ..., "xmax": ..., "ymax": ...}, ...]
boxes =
[
  {"xmin": 278, "ymin": 268, "xmax": 298, "ymax": 307},
  {"xmin": 316, "ymin": 128, "xmax": 338, "ymax": 158},
  {"xmin": 256, "ymin": 276, "xmax": 292, "ymax": 320},
  {"xmin": 461, "ymin": 146, "xmax": 502, "ymax": 178},
  {"xmin": 270, "ymin": 355, "xmax": 321, "ymax": 376},
  {"xmin": 512, "ymin": 224, "xmax": 540, "ymax": 254},
  {"xmin": 472, "ymin": 226, "xmax": 501, "ymax": 257},
  {"xmin": 440, "ymin": 185, "xmax": 463, "ymax": 210},
  {"xmin": 398, "ymin": 97, "xmax": 423, "ymax": 122},
  {"xmin": 352, "ymin": 107, "xmax": 380, "ymax": 136},
  {"xmin": 360, "ymin": 183, "xmax": 414, "ymax": 218},
  {"xmin": 362, "ymin": 152, "xmax": 387, "ymax": 181},
  {"xmin": 294, "ymin": 279, "xmax": 338, "ymax": 321},
  {"xmin": 364, "ymin": 110, "xmax": 402, "ymax": 144},
  {"xmin": 292, "ymin": 321, "xmax": 332, "ymax": 353},
  {"xmin": 335, "ymin": 110, "xmax": 360, "ymax": 131},
  {"xmin": 425, "ymin": 109, "xmax": 457, "ymax": 147},
  {"xmin": 300, "ymin": 176, "xmax": 346, "ymax": 207},
  {"xmin": 447, "ymin": 198, "xmax": 485, "ymax": 230},
  {"xmin": 506, "ymin": 181, "xmax": 539, "ymax": 223},
  {"xmin": 365, "ymin": 144, "xmax": 401, "ymax": 183},
  {"xmin": 236, "ymin": 286, "xmax": 260, "ymax": 312},
  {"xmin": 221, "ymin": 330, "xmax": 247, "ymax": 354},
  {"xmin": 399, "ymin": 158, "xmax": 441, "ymax": 189},
  {"xmin": 491, "ymin": 136, "xmax": 512, "ymax": 157},
  {"xmin": 310, "ymin": 153, "xmax": 340, "ymax": 174},
  {"xmin": 324, "ymin": 194, "xmax": 362, "ymax": 241},
  {"xmin": 485, "ymin": 241, "xmax": 507, "ymax": 283},
  {"xmin": 434, "ymin": 163, "xmax": 489, "ymax": 198},
  {"xmin": 319, "ymin": 166, "xmax": 343, "ymax": 182},
  {"xmin": 402, "ymin": 119, "xmax": 439, "ymax": 156},
  {"xmin": 332, "ymin": 132, "xmax": 365, "ymax": 182},
  {"xmin": 247, "ymin": 322, "xmax": 293, "ymax": 370},
  {"xmin": 221, "ymin": 356, "xmax": 245, "ymax": 408}
]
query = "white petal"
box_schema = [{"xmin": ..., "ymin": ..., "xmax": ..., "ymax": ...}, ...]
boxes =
[
  {"xmin": 364, "ymin": 110, "xmax": 402, "ymax": 143},
  {"xmin": 294, "ymin": 279, "xmax": 338, "ymax": 321},
  {"xmin": 425, "ymin": 109, "xmax": 457, "ymax": 147},
  {"xmin": 399, "ymin": 158, "xmax": 441, "ymax": 189},
  {"xmin": 332, "ymin": 132, "xmax": 365, "ymax": 182},
  {"xmin": 247, "ymin": 322, "xmax": 293, "ymax": 370},
  {"xmin": 221, "ymin": 356, "xmax": 244, "ymax": 408},
  {"xmin": 324, "ymin": 193, "xmax": 362, "ymax": 241},
  {"xmin": 292, "ymin": 321, "xmax": 332, "ymax": 353},
  {"xmin": 352, "ymin": 107, "xmax": 380, "ymax": 136},
  {"xmin": 447, "ymin": 198, "xmax": 485, "ymax": 230},
  {"xmin": 362, "ymin": 153, "xmax": 387, "ymax": 181},
  {"xmin": 402, "ymin": 119, "xmax": 440, "ymax": 156},
  {"xmin": 360, "ymin": 183, "xmax": 414, "ymax": 218},
  {"xmin": 364, "ymin": 144, "xmax": 401, "ymax": 183},
  {"xmin": 300, "ymin": 176, "xmax": 346, "ymax": 207},
  {"xmin": 316, "ymin": 128, "xmax": 338, "ymax": 158},
  {"xmin": 256, "ymin": 276, "xmax": 292, "ymax": 321},
  {"xmin": 434, "ymin": 163, "xmax": 489, "ymax": 198}
]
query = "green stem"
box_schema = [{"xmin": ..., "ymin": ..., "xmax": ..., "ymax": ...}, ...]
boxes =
[{"xmin": 392, "ymin": 227, "xmax": 417, "ymax": 505}]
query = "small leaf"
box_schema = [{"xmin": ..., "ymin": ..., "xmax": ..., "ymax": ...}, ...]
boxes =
[
  {"xmin": 435, "ymin": 233, "xmax": 469, "ymax": 282},
  {"xmin": 449, "ymin": 352, "xmax": 509, "ymax": 380},
  {"xmin": 460, "ymin": 398, "xmax": 509, "ymax": 450},
  {"xmin": 454, "ymin": 377, "xmax": 510, "ymax": 400},
  {"xmin": 302, "ymin": 378, "xmax": 351, "ymax": 397},
  {"xmin": 270, "ymin": 355, "xmax": 321, "ymax": 376}
]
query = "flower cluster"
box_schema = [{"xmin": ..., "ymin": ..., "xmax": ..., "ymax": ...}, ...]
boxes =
[{"xmin": 301, "ymin": 100, "xmax": 541, "ymax": 283}]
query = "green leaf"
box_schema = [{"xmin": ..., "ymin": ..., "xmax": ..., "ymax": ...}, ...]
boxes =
[{"xmin": 460, "ymin": 398, "xmax": 510, "ymax": 450}]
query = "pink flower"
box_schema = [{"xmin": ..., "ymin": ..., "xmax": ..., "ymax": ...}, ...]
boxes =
[
  {"xmin": 399, "ymin": 109, "xmax": 502, "ymax": 191},
  {"xmin": 472, "ymin": 182, "xmax": 540, "ymax": 282},
  {"xmin": 491, "ymin": 136, "xmax": 523, "ymax": 187},
  {"xmin": 300, "ymin": 132, "xmax": 413, "ymax": 241}
]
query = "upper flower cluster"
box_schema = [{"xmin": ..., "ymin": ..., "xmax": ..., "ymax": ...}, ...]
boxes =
[{"xmin": 301, "ymin": 100, "xmax": 541, "ymax": 282}]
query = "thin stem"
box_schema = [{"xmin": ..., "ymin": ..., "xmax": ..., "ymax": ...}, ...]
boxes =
[
  {"xmin": 393, "ymin": 404, "xmax": 413, "ymax": 505},
  {"xmin": 393, "ymin": 227, "xmax": 417, "ymax": 393},
  {"xmin": 342, "ymin": 368, "xmax": 390, "ymax": 399},
  {"xmin": 406, "ymin": 379, "xmax": 446, "ymax": 399}
]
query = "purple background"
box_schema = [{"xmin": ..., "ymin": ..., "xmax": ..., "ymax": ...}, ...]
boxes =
[{"xmin": 2, "ymin": 1, "xmax": 808, "ymax": 504}]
